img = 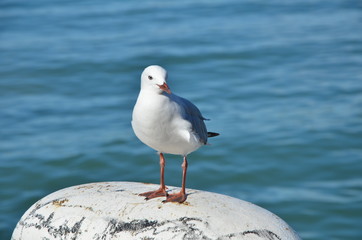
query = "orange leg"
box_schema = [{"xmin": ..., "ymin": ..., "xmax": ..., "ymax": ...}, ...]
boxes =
[
  {"xmin": 163, "ymin": 155, "xmax": 188, "ymax": 203},
  {"xmin": 139, "ymin": 153, "xmax": 168, "ymax": 199}
]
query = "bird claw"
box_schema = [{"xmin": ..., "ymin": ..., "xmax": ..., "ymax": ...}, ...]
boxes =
[
  {"xmin": 139, "ymin": 188, "xmax": 168, "ymax": 200},
  {"xmin": 162, "ymin": 191, "xmax": 187, "ymax": 203}
]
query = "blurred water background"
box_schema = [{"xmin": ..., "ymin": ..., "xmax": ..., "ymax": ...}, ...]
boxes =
[{"xmin": 1, "ymin": 0, "xmax": 362, "ymax": 239}]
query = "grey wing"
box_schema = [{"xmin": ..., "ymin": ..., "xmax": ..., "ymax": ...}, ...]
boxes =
[{"xmin": 174, "ymin": 95, "xmax": 208, "ymax": 144}]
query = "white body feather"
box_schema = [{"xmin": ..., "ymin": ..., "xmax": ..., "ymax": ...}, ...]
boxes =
[{"xmin": 132, "ymin": 89, "xmax": 207, "ymax": 156}]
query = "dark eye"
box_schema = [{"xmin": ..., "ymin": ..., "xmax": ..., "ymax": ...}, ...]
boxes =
[{"xmin": 148, "ymin": 75, "xmax": 153, "ymax": 80}]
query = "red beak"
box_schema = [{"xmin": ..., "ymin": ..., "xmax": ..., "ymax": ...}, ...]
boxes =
[{"xmin": 158, "ymin": 82, "xmax": 171, "ymax": 94}]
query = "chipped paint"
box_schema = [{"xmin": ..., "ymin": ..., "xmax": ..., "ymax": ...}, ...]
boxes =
[{"xmin": 52, "ymin": 199, "xmax": 68, "ymax": 207}]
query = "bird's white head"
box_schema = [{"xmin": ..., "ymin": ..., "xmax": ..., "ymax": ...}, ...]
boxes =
[{"xmin": 140, "ymin": 65, "xmax": 171, "ymax": 94}]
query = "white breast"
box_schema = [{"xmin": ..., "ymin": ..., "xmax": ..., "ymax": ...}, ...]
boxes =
[{"xmin": 132, "ymin": 90, "xmax": 203, "ymax": 156}]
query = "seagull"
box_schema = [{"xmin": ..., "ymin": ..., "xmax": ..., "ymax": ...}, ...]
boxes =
[{"xmin": 132, "ymin": 65, "xmax": 219, "ymax": 203}]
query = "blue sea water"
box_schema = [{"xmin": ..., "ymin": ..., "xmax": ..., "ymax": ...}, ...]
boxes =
[{"xmin": 1, "ymin": 0, "xmax": 362, "ymax": 239}]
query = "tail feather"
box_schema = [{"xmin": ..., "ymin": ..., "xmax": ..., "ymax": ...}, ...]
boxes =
[{"xmin": 207, "ymin": 132, "xmax": 219, "ymax": 137}]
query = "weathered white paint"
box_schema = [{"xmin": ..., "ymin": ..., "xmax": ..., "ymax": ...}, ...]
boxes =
[{"xmin": 12, "ymin": 182, "xmax": 301, "ymax": 240}]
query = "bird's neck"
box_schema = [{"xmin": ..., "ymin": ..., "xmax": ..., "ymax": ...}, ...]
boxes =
[
  {"xmin": 140, "ymin": 89, "xmax": 171, "ymax": 99},
  {"xmin": 137, "ymin": 89, "xmax": 170, "ymax": 108}
]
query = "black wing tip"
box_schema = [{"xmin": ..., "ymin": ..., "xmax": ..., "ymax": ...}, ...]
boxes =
[{"xmin": 207, "ymin": 132, "xmax": 219, "ymax": 137}]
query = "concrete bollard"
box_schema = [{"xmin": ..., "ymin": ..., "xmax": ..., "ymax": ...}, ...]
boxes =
[{"xmin": 12, "ymin": 182, "xmax": 301, "ymax": 240}]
